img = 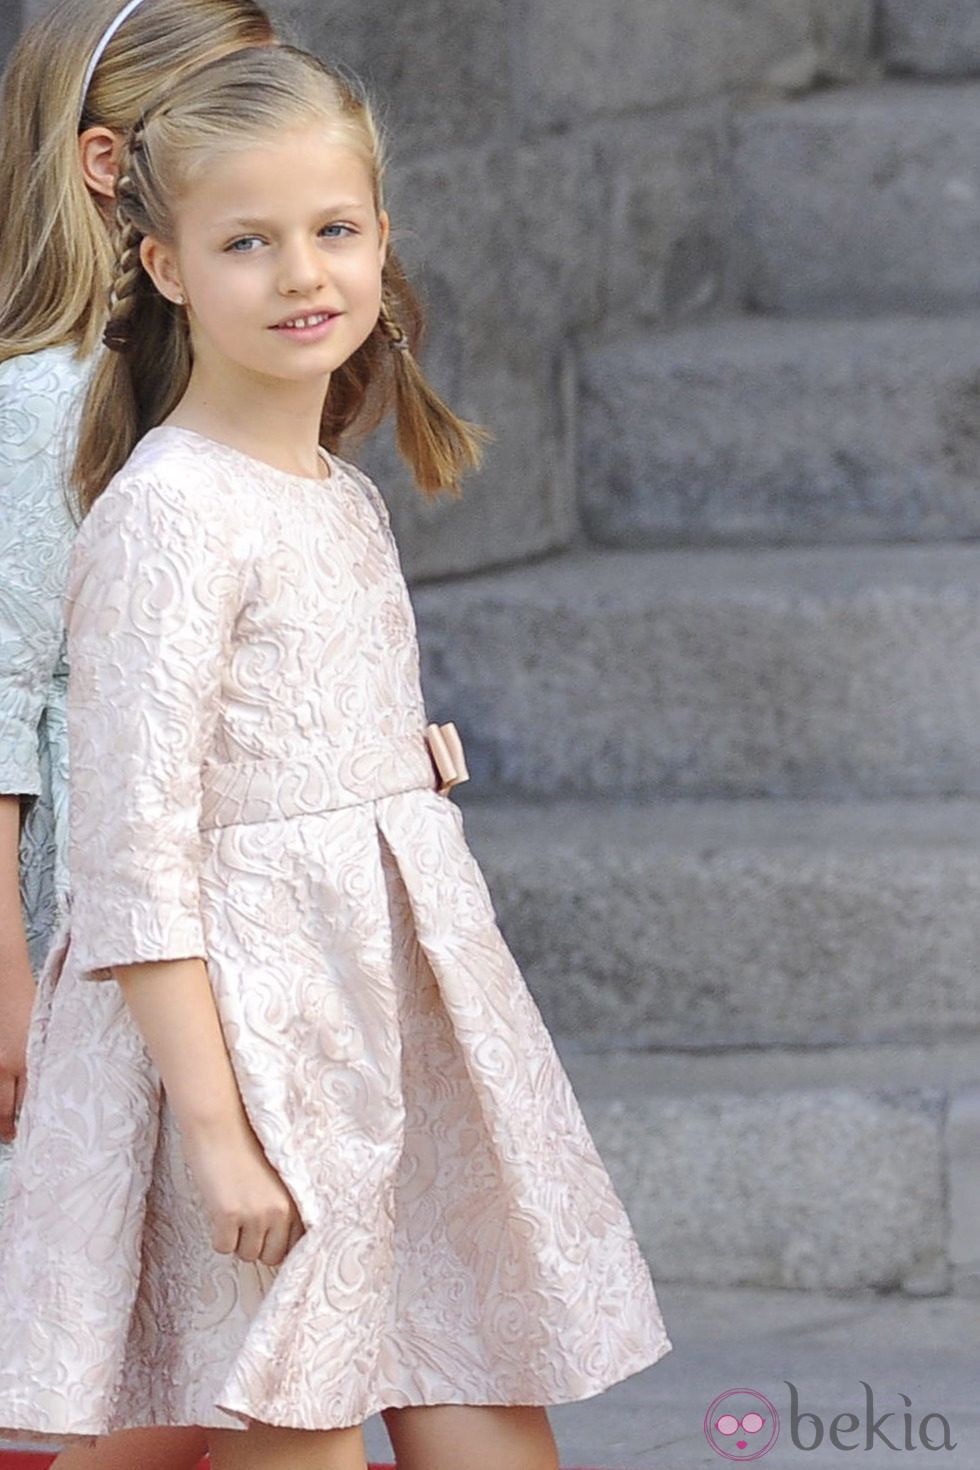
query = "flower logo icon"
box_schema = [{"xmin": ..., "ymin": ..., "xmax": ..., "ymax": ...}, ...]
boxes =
[{"xmin": 705, "ymin": 1389, "xmax": 780, "ymax": 1461}]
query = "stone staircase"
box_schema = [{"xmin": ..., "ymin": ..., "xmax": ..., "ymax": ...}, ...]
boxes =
[{"xmin": 413, "ymin": 3, "xmax": 980, "ymax": 1296}]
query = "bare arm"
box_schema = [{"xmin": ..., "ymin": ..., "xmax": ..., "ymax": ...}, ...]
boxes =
[
  {"xmin": 115, "ymin": 957, "xmax": 304, "ymax": 1267},
  {"xmin": 0, "ymin": 796, "xmax": 35, "ymax": 1143}
]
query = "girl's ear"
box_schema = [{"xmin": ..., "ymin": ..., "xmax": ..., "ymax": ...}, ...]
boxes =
[
  {"xmin": 377, "ymin": 210, "xmax": 390, "ymax": 266},
  {"xmin": 79, "ymin": 127, "xmax": 124, "ymax": 201},
  {"xmin": 140, "ymin": 236, "xmax": 185, "ymax": 305}
]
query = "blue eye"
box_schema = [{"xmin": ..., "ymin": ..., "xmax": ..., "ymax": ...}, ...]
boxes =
[
  {"xmin": 227, "ymin": 236, "xmax": 262, "ymax": 253},
  {"xmin": 320, "ymin": 223, "xmax": 354, "ymax": 239}
]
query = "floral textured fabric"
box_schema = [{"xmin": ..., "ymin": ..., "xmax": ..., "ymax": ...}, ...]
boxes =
[
  {"xmin": 0, "ymin": 345, "xmax": 86, "ymax": 1211},
  {"xmin": 0, "ymin": 426, "xmax": 670, "ymax": 1436},
  {"xmin": 0, "ymin": 344, "xmax": 87, "ymax": 976}
]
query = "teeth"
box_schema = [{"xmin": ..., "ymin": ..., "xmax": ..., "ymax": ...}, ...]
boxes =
[{"xmin": 282, "ymin": 313, "xmax": 329, "ymax": 329}]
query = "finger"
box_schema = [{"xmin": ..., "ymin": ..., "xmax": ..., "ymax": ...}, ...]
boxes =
[
  {"xmin": 211, "ymin": 1215, "xmax": 242, "ymax": 1256},
  {"xmin": 0, "ymin": 1076, "xmax": 17, "ymax": 1144},
  {"xmin": 235, "ymin": 1219, "xmax": 267, "ymax": 1265},
  {"xmin": 259, "ymin": 1214, "xmax": 295, "ymax": 1269}
]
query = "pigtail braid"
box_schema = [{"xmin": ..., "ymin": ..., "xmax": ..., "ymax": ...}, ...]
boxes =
[
  {"xmin": 73, "ymin": 131, "xmax": 192, "ymax": 514},
  {"xmin": 320, "ymin": 248, "xmax": 488, "ymax": 498},
  {"xmin": 375, "ymin": 261, "xmax": 489, "ymax": 498},
  {"xmin": 378, "ymin": 297, "xmax": 411, "ymax": 356},
  {"xmin": 102, "ymin": 199, "xmax": 145, "ymax": 352}
]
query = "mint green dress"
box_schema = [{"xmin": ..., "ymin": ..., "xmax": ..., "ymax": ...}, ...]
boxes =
[{"xmin": 0, "ymin": 344, "xmax": 87, "ymax": 975}]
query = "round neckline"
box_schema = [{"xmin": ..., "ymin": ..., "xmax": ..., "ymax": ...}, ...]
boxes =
[{"xmin": 147, "ymin": 423, "xmax": 335, "ymax": 485}]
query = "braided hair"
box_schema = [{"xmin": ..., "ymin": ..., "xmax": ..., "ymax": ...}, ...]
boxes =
[
  {"xmin": 76, "ymin": 121, "xmax": 191, "ymax": 504},
  {"xmin": 102, "ymin": 143, "xmax": 150, "ymax": 352}
]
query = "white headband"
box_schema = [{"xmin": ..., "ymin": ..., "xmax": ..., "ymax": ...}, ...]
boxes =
[{"xmin": 79, "ymin": 0, "xmax": 151, "ymax": 123}]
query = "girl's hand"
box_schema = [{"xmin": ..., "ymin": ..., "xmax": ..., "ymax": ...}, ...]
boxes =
[
  {"xmin": 181, "ymin": 1111, "xmax": 305, "ymax": 1268},
  {"xmin": 113, "ymin": 955, "xmax": 305, "ymax": 1268},
  {"xmin": 0, "ymin": 955, "xmax": 34, "ymax": 1143}
]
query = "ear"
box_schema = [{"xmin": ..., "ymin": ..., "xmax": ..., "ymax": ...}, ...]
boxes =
[
  {"xmin": 377, "ymin": 209, "xmax": 390, "ymax": 266},
  {"xmin": 79, "ymin": 126, "xmax": 124, "ymax": 201},
  {"xmin": 140, "ymin": 236, "xmax": 185, "ymax": 305}
]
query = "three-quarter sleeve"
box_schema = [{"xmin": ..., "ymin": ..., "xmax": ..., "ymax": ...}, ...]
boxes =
[
  {"xmin": 66, "ymin": 473, "xmax": 240, "ymax": 978},
  {"xmin": 0, "ymin": 356, "xmax": 79, "ymax": 800}
]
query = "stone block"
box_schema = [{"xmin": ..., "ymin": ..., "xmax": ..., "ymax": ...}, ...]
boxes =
[
  {"xmin": 595, "ymin": 108, "xmax": 739, "ymax": 330},
  {"xmin": 359, "ymin": 364, "xmax": 575, "ymax": 582},
  {"xmin": 513, "ymin": 0, "xmax": 874, "ymax": 135},
  {"xmin": 414, "ymin": 543, "xmax": 980, "ymax": 798},
  {"xmin": 386, "ymin": 138, "xmax": 604, "ymax": 358},
  {"xmin": 881, "ymin": 0, "xmax": 980, "ymax": 77},
  {"xmin": 735, "ymin": 84, "xmax": 980, "ymax": 314},
  {"xmin": 578, "ymin": 1079, "xmax": 944, "ymax": 1291},
  {"xmin": 948, "ymin": 1090, "xmax": 980, "ymax": 1294},
  {"xmin": 269, "ymin": 0, "xmax": 512, "ymax": 156},
  {"xmin": 463, "ymin": 798, "xmax": 980, "ymax": 1049},
  {"xmin": 579, "ymin": 318, "xmax": 980, "ymax": 547},
  {"xmin": 0, "ymin": 1, "xmax": 23, "ymax": 57}
]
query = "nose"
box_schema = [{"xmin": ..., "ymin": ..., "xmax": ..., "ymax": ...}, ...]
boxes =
[{"xmin": 277, "ymin": 235, "xmax": 325, "ymax": 297}]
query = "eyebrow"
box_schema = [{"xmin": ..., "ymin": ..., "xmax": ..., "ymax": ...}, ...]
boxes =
[{"xmin": 216, "ymin": 203, "xmax": 371, "ymax": 230}]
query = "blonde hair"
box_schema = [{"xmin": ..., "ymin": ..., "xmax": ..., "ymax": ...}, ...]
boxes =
[
  {"xmin": 0, "ymin": 0, "xmax": 274, "ymax": 365},
  {"xmin": 75, "ymin": 46, "xmax": 486, "ymax": 507}
]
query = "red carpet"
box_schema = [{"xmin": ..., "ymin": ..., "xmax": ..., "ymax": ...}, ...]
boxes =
[
  {"xmin": 0, "ymin": 1460, "xmax": 395, "ymax": 1469},
  {"xmin": 0, "ymin": 1458, "xmax": 596, "ymax": 1469},
  {"xmin": 0, "ymin": 1453, "xmax": 597, "ymax": 1468},
  {"xmin": 0, "ymin": 1460, "xmax": 397, "ymax": 1469}
]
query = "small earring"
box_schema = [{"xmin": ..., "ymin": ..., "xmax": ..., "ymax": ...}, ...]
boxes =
[{"xmin": 175, "ymin": 293, "xmax": 186, "ymax": 306}]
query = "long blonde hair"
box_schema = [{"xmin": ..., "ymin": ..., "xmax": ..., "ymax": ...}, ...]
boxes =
[
  {"xmin": 75, "ymin": 46, "xmax": 486, "ymax": 506},
  {"xmin": 0, "ymin": 0, "xmax": 273, "ymax": 365}
]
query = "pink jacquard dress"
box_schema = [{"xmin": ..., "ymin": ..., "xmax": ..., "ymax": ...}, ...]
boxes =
[{"xmin": 0, "ymin": 425, "xmax": 670, "ymax": 1435}]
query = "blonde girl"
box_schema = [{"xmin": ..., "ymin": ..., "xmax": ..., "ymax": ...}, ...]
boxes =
[
  {"xmin": 0, "ymin": 2, "xmax": 274, "ymax": 1468},
  {"xmin": 0, "ymin": 43, "xmax": 670, "ymax": 1470}
]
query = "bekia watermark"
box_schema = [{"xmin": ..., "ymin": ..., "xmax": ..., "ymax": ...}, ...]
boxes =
[
  {"xmin": 705, "ymin": 1383, "xmax": 957, "ymax": 1459},
  {"xmin": 787, "ymin": 1383, "xmax": 956, "ymax": 1454}
]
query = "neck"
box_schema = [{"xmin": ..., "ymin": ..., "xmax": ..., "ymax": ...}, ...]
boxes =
[{"xmin": 166, "ymin": 360, "xmax": 332, "ymax": 481}]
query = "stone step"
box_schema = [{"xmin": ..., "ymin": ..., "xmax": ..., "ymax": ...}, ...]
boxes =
[
  {"xmin": 562, "ymin": 1040, "xmax": 980, "ymax": 1292},
  {"xmin": 414, "ymin": 543, "xmax": 980, "ymax": 799},
  {"xmin": 579, "ymin": 317, "xmax": 980, "ymax": 548},
  {"xmin": 460, "ymin": 797, "xmax": 980, "ymax": 1050},
  {"xmin": 511, "ymin": 0, "xmax": 873, "ymax": 132},
  {"xmin": 734, "ymin": 83, "xmax": 980, "ymax": 314},
  {"xmin": 881, "ymin": 0, "xmax": 980, "ymax": 77}
]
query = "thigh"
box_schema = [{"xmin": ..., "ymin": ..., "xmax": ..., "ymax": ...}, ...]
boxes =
[
  {"xmin": 381, "ymin": 1403, "xmax": 559, "ymax": 1470},
  {"xmin": 207, "ymin": 1421, "xmax": 367, "ymax": 1470}
]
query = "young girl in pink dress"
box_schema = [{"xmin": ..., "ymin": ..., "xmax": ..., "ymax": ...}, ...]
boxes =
[{"xmin": 0, "ymin": 44, "xmax": 670, "ymax": 1470}]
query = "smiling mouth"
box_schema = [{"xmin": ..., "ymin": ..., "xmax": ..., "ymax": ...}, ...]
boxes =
[{"xmin": 273, "ymin": 312, "xmax": 335, "ymax": 330}]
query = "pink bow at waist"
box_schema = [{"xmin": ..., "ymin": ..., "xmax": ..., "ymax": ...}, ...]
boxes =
[{"xmin": 199, "ymin": 726, "xmax": 469, "ymax": 830}]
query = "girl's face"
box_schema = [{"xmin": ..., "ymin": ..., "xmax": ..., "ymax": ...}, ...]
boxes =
[{"xmin": 142, "ymin": 124, "xmax": 389, "ymax": 390}]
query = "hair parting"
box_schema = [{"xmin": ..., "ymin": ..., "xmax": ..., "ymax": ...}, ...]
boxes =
[{"xmin": 74, "ymin": 45, "xmax": 487, "ymax": 512}]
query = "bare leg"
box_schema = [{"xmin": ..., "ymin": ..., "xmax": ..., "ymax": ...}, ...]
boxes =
[
  {"xmin": 52, "ymin": 1428, "xmax": 208, "ymax": 1470},
  {"xmin": 208, "ymin": 1421, "xmax": 367, "ymax": 1470},
  {"xmin": 382, "ymin": 1404, "xmax": 560, "ymax": 1470}
]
